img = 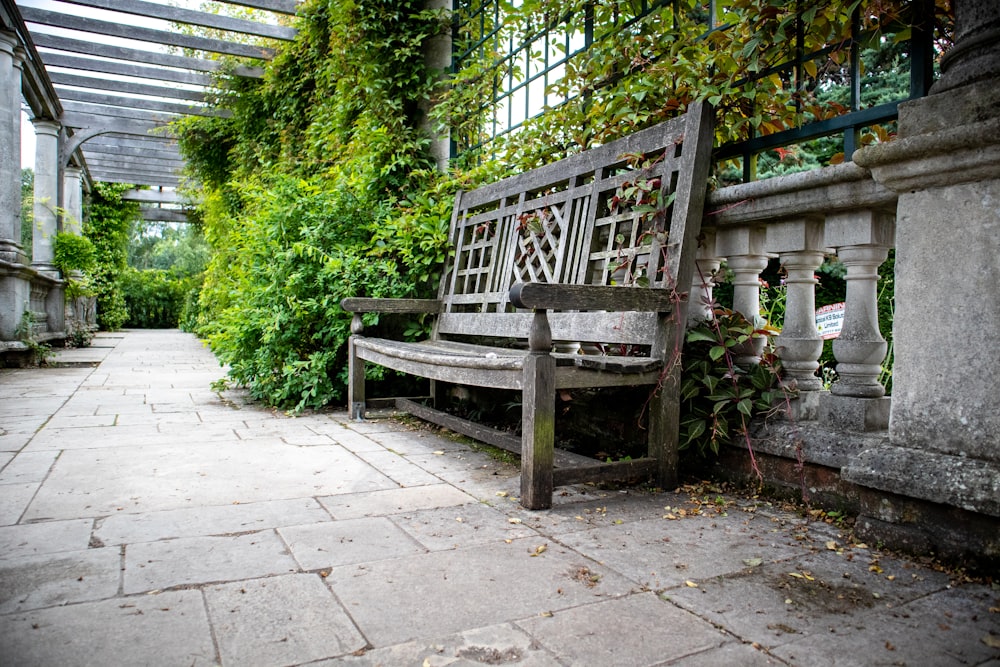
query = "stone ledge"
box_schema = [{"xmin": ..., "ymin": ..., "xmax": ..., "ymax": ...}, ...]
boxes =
[
  {"xmin": 705, "ymin": 162, "xmax": 896, "ymax": 226},
  {"xmin": 842, "ymin": 445, "xmax": 1000, "ymax": 518},
  {"xmin": 748, "ymin": 419, "xmax": 886, "ymax": 470}
]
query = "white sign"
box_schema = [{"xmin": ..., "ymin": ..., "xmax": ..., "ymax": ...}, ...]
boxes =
[{"xmin": 816, "ymin": 302, "xmax": 845, "ymax": 340}]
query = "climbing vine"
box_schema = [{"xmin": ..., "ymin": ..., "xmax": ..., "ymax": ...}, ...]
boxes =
[
  {"xmin": 83, "ymin": 182, "xmax": 139, "ymax": 331},
  {"xmin": 176, "ymin": 0, "xmax": 456, "ymax": 410}
]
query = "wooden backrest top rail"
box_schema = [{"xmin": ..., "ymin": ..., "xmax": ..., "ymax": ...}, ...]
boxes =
[{"xmin": 439, "ymin": 103, "xmax": 712, "ymax": 319}]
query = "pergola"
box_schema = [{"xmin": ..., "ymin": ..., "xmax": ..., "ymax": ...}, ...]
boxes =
[{"xmin": 2, "ymin": 0, "xmax": 297, "ymax": 221}]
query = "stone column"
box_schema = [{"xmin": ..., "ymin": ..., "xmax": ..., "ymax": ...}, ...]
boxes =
[
  {"xmin": 819, "ymin": 210, "xmax": 894, "ymax": 431},
  {"xmin": 0, "ymin": 32, "xmax": 24, "ymax": 262},
  {"xmin": 688, "ymin": 228, "xmax": 721, "ymax": 324},
  {"xmin": 766, "ymin": 218, "xmax": 826, "ymax": 408},
  {"xmin": 31, "ymin": 119, "xmax": 60, "ymax": 276},
  {"xmin": 847, "ymin": 0, "xmax": 1000, "ymax": 557},
  {"xmin": 422, "ymin": 0, "xmax": 451, "ymax": 172},
  {"xmin": 62, "ymin": 166, "xmax": 83, "ymax": 234},
  {"xmin": 716, "ymin": 226, "xmax": 769, "ymax": 365}
]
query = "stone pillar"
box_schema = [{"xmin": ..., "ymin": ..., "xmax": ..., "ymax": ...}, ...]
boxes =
[
  {"xmin": 847, "ymin": 0, "xmax": 1000, "ymax": 558},
  {"xmin": 688, "ymin": 229, "xmax": 721, "ymax": 324},
  {"xmin": 422, "ymin": 0, "xmax": 451, "ymax": 171},
  {"xmin": 0, "ymin": 31, "xmax": 25, "ymax": 262},
  {"xmin": 31, "ymin": 119, "xmax": 60, "ymax": 275},
  {"xmin": 62, "ymin": 166, "xmax": 83, "ymax": 234},
  {"xmin": 766, "ymin": 218, "xmax": 826, "ymax": 405},
  {"xmin": 819, "ymin": 209, "xmax": 894, "ymax": 431},
  {"xmin": 716, "ymin": 226, "xmax": 769, "ymax": 365}
]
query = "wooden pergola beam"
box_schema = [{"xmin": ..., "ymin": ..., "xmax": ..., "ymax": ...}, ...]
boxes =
[
  {"xmin": 20, "ymin": 7, "xmax": 275, "ymax": 60},
  {"xmin": 33, "ymin": 33, "xmax": 264, "ymax": 77},
  {"xmin": 55, "ymin": 88, "xmax": 226, "ymax": 117},
  {"xmin": 50, "ymin": 71, "xmax": 209, "ymax": 103},
  {"xmin": 42, "ymin": 52, "xmax": 215, "ymax": 87},
  {"xmin": 53, "ymin": 0, "xmax": 296, "ymax": 41}
]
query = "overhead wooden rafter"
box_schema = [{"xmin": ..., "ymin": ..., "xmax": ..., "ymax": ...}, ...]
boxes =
[{"xmin": 5, "ymin": 0, "xmax": 297, "ymax": 199}]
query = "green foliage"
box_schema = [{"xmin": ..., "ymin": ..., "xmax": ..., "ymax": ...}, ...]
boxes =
[
  {"xmin": 83, "ymin": 182, "xmax": 139, "ymax": 330},
  {"xmin": 120, "ymin": 268, "xmax": 198, "ymax": 329},
  {"xmin": 680, "ymin": 309, "xmax": 786, "ymax": 457},
  {"xmin": 175, "ymin": 1, "xmax": 453, "ymax": 410},
  {"xmin": 20, "ymin": 168, "xmax": 33, "ymax": 255},
  {"xmin": 129, "ymin": 221, "xmax": 210, "ymax": 275},
  {"xmin": 437, "ymin": 0, "xmax": 950, "ymax": 174},
  {"xmin": 202, "ymin": 176, "xmax": 440, "ymax": 410},
  {"xmin": 53, "ymin": 232, "xmax": 97, "ymax": 274},
  {"xmin": 15, "ymin": 310, "xmax": 51, "ymax": 365}
]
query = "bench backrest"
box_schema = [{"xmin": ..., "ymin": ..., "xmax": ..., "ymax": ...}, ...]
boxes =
[{"xmin": 437, "ymin": 103, "xmax": 714, "ymax": 347}]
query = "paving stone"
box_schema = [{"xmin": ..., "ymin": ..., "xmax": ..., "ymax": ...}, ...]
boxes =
[
  {"xmin": 503, "ymin": 491, "xmax": 673, "ymax": 535},
  {"xmin": 0, "ymin": 547, "xmax": 121, "ymax": 612},
  {"xmin": 664, "ymin": 549, "xmax": 953, "ymax": 651},
  {"xmin": 0, "ymin": 518, "xmax": 93, "ymax": 559},
  {"xmin": 367, "ymin": 429, "xmax": 469, "ymax": 455},
  {"xmin": 331, "ymin": 622, "xmax": 562, "ymax": 667},
  {"xmin": 0, "ymin": 434, "xmax": 32, "ymax": 452},
  {"xmin": 325, "ymin": 536, "xmax": 636, "ymax": 647},
  {"xmin": 555, "ymin": 512, "xmax": 811, "ymax": 589},
  {"xmin": 94, "ymin": 498, "xmax": 331, "ymax": 546},
  {"xmin": 124, "ymin": 530, "xmax": 298, "ymax": 593},
  {"xmin": 205, "ymin": 573, "xmax": 366, "ymax": 665},
  {"xmin": 44, "ymin": 413, "xmax": 118, "ymax": 429},
  {"xmin": 354, "ymin": 449, "xmax": 444, "ymax": 487},
  {"xmin": 391, "ymin": 502, "xmax": 540, "ymax": 551},
  {"xmin": 23, "ymin": 424, "xmax": 164, "ymax": 451},
  {"xmin": 23, "ymin": 442, "xmax": 398, "ymax": 521},
  {"xmin": 0, "ymin": 414, "xmax": 49, "ymax": 434},
  {"xmin": 281, "ymin": 516, "xmax": 426, "ymax": 570},
  {"xmin": 0, "ymin": 483, "xmax": 37, "ymax": 525},
  {"xmin": 318, "ymin": 485, "xmax": 476, "ymax": 520},
  {"xmin": 327, "ymin": 431, "xmax": 388, "ymax": 453},
  {"xmin": 0, "ymin": 450, "xmax": 58, "ymax": 484},
  {"xmin": 516, "ymin": 592, "xmax": 730, "ymax": 667},
  {"xmin": 0, "ymin": 397, "xmax": 68, "ymax": 417},
  {"xmin": 116, "ymin": 411, "xmax": 204, "ymax": 427},
  {"xmin": 0, "ymin": 589, "xmax": 216, "ymax": 667},
  {"xmin": 775, "ymin": 583, "xmax": 1000, "ymax": 666},
  {"xmin": 658, "ymin": 641, "xmax": 786, "ymax": 666}
]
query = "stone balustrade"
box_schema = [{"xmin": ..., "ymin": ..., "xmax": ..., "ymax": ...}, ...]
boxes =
[{"xmin": 700, "ymin": 163, "xmax": 897, "ymax": 428}]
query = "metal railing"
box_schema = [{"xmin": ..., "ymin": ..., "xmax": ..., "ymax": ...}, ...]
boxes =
[{"xmin": 450, "ymin": 0, "xmax": 940, "ymax": 181}]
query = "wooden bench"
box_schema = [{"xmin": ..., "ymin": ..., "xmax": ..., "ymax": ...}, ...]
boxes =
[{"xmin": 341, "ymin": 103, "xmax": 714, "ymax": 509}]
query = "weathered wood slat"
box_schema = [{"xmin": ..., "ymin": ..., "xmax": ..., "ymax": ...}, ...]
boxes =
[
  {"xmin": 509, "ymin": 283, "xmax": 677, "ymax": 312},
  {"xmin": 551, "ymin": 458, "xmax": 659, "ymax": 487},
  {"xmin": 395, "ymin": 399, "xmax": 599, "ymax": 469},
  {"xmin": 340, "ymin": 298, "xmax": 442, "ymax": 314},
  {"xmin": 436, "ymin": 312, "xmax": 659, "ymax": 344}
]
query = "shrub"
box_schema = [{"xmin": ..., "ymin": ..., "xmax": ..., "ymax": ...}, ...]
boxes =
[{"xmin": 120, "ymin": 268, "xmax": 197, "ymax": 329}]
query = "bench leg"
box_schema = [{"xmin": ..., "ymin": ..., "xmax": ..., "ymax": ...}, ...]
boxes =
[
  {"xmin": 648, "ymin": 363, "xmax": 681, "ymax": 490},
  {"xmin": 521, "ymin": 354, "xmax": 555, "ymax": 510},
  {"xmin": 348, "ymin": 337, "xmax": 366, "ymax": 421}
]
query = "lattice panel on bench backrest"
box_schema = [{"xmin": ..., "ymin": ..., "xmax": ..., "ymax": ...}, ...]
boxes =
[
  {"xmin": 579, "ymin": 141, "xmax": 685, "ymax": 291},
  {"xmin": 441, "ymin": 108, "xmax": 701, "ymax": 316},
  {"xmin": 445, "ymin": 193, "xmax": 521, "ymax": 313},
  {"xmin": 507, "ymin": 183, "xmax": 593, "ymax": 299}
]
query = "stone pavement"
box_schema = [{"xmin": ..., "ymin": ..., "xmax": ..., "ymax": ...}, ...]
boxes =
[{"xmin": 0, "ymin": 330, "xmax": 997, "ymax": 667}]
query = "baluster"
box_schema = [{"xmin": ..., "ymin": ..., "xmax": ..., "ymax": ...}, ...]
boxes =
[
  {"xmin": 767, "ymin": 218, "xmax": 826, "ymax": 418},
  {"xmin": 716, "ymin": 227, "xmax": 769, "ymax": 365},
  {"xmin": 688, "ymin": 229, "xmax": 722, "ymax": 325},
  {"xmin": 820, "ymin": 209, "xmax": 894, "ymax": 430}
]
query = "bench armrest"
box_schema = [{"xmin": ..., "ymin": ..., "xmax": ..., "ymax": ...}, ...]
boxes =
[
  {"xmin": 340, "ymin": 298, "xmax": 443, "ymax": 314},
  {"xmin": 508, "ymin": 283, "xmax": 676, "ymax": 313}
]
